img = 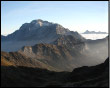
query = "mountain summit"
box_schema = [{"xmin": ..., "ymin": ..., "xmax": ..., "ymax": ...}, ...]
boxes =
[{"xmin": 2, "ymin": 19, "xmax": 71, "ymax": 41}]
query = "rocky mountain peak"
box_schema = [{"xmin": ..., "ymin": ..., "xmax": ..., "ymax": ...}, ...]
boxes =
[
  {"xmin": 31, "ymin": 19, "xmax": 42, "ymax": 24},
  {"xmin": 30, "ymin": 19, "xmax": 53, "ymax": 27}
]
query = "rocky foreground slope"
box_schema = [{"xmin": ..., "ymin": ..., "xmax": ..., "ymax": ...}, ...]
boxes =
[{"xmin": 1, "ymin": 57, "xmax": 109, "ymax": 87}]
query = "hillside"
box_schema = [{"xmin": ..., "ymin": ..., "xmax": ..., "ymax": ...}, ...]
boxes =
[{"xmin": 1, "ymin": 57, "xmax": 108, "ymax": 87}]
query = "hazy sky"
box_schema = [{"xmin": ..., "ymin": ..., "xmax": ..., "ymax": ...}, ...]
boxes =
[{"xmin": 1, "ymin": 1, "xmax": 108, "ymax": 35}]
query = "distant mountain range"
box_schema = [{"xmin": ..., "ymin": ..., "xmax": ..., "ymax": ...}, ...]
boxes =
[{"xmin": 82, "ymin": 30, "xmax": 108, "ymax": 34}]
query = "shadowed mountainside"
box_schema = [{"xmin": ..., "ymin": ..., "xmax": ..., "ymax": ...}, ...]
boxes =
[{"xmin": 1, "ymin": 57, "xmax": 109, "ymax": 87}]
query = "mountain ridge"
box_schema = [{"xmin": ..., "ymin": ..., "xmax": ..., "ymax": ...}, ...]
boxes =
[{"xmin": 82, "ymin": 30, "xmax": 108, "ymax": 34}]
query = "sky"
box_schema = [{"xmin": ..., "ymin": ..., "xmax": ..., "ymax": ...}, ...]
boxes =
[{"xmin": 1, "ymin": 1, "xmax": 108, "ymax": 35}]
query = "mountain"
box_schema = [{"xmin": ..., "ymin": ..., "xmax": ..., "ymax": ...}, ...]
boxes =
[
  {"xmin": 1, "ymin": 19, "xmax": 108, "ymax": 71},
  {"xmin": 82, "ymin": 30, "xmax": 108, "ymax": 34},
  {"xmin": 1, "ymin": 19, "xmax": 84, "ymax": 42},
  {"xmin": 1, "ymin": 57, "xmax": 108, "ymax": 87},
  {"xmin": 1, "ymin": 19, "xmax": 108, "ymax": 87},
  {"xmin": 1, "ymin": 19, "xmax": 69, "ymax": 41},
  {"xmin": 1, "ymin": 19, "xmax": 85, "ymax": 52},
  {"xmin": 1, "ymin": 35, "xmax": 87, "ymax": 71},
  {"xmin": 1, "ymin": 35, "xmax": 108, "ymax": 72}
]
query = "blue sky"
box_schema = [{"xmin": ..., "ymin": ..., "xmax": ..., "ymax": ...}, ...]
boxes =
[{"xmin": 1, "ymin": 1, "xmax": 108, "ymax": 35}]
